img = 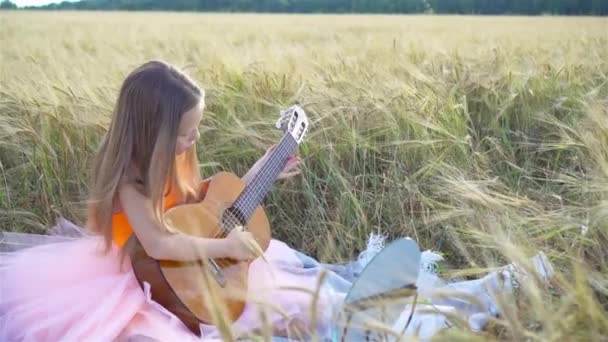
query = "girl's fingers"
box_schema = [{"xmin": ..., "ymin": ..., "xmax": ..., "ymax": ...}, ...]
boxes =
[
  {"xmin": 284, "ymin": 163, "xmax": 301, "ymax": 175},
  {"xmin": 285, "ymin": 160, "xmax": 300, "ymax": 170},
  {"xmin": 278, "ymin": 171, "xmax": 301, "ymax": 180},
  {"xmin": 286, "ymin": 155, "xmax": 301, "ymax": 166}
]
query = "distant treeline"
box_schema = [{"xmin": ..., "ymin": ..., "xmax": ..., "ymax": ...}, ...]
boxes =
[{"xmin": 2, "ymin": 0, "xmax": 607, "ymax": 15}]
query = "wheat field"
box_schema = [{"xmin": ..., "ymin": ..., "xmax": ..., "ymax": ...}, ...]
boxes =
[{"xmin": 1, "ymin": 11, "xmax": 607, "ymax": 340}]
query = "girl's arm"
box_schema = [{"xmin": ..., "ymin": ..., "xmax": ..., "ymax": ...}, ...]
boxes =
[
  {"xmin": 118, "ymin": 183, "xmax": 250, "ymax": 261},
  {"xmin": 242, "ymin": 159, "xmax": 262, "ymax": 185}
]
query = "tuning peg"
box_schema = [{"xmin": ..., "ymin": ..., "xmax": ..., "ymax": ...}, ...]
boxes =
[
  {"xmin": 275, "ymin": 113, "xmax": 289, "ymax": 131},
  {"xmin": 275, "ymin": 106, "xmax": 292, "ymax": 130}
]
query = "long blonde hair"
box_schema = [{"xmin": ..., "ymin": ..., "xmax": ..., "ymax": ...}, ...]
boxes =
[{"xmin": 87, "ymin": 60, "xmax": 203, "ymax": 251}]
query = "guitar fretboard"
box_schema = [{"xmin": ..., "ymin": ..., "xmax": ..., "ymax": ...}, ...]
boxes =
[{"xmin": 231, "ymin": 133, "xmax": 299, "ymax": 223}]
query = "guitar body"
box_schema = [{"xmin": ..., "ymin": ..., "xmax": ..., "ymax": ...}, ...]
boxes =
[{"xmin": 128, "ymin": 171, "xmax": 271, "ymax": 335}]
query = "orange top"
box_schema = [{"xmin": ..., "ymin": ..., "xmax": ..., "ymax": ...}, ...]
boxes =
[{"xmin": 111, "ymin": 180, "xmax": 210, "ymax": 248}]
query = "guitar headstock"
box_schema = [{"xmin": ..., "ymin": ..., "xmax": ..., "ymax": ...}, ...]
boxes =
[{"xmin": 275, "ymin": 105, "xmax": 309, "ymax": 144}]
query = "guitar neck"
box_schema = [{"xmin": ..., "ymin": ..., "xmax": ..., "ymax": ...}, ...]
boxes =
[{"xmin": 232, "ymin": 134, "xmax": 299, "ymax": 221}]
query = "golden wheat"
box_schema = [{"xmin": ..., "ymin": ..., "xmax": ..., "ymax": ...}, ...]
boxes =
[{"xmin": 1, "ymin": 11, "xmax": 607, "ymax": 340}]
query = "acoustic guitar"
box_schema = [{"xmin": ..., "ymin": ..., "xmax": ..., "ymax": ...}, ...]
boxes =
[{"xmin": 126, "ymin": 105, "xmax": 309, "ymax": 336}]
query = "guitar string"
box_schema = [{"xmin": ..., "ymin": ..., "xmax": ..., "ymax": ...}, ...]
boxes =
[
  {"xmin": 245, "ymin": 110, "xmax": 307, "ymax": 215},
  {"xmin": 218, "ymin": 114, "xmax": 306, "ymax": 237},
  {"xmin": 233, "ymin": 132, "xmax": 291, "ymax": 221},
  {"xmin": 242, "ymin": 137, "xmax": 291, "ymax": 216},
  {"xmin": 215, "ymin": 136, "xmax": 290, "ymax": 235},
  {"xmin": 220, "ymin": 136, "xmax": 294, "ymax": 235},
  {"xmin": 201, "ymin": 117, "xmax": 304, "ymax": 284},
  {"xmin": 220, "ymin": 130, "xmax": 299, "ymax": 236},
  {"xmin": 245, "ymin": 115, "xmax": 299, "ymax": 215},
  {"xmin": 238, "ymin": 135, "xmax": 296, "ymax": 223},
  {"xmin": 181, "ymin": 130, "xmax": 292, "ymax": 278},
  {"xmin": 245, "ymin": 120, "xmax": 306, "ymax": 216}
]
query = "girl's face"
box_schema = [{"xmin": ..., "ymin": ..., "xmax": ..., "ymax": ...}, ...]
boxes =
[{"xmin": 175, "ymin": 101, "xmax": 203, "ymax": 156}]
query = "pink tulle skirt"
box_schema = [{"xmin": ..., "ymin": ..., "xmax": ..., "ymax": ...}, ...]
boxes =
[{"xmin": 0, "ymin": 225, "xmax": 332, "ymax": 341}]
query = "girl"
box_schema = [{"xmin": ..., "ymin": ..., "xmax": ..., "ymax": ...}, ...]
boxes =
[{"xmin": 0, "ymin": 60, "xmax": 335, "ymax": 341}]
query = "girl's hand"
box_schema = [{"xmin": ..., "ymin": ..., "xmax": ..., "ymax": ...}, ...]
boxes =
[
  {"xmin": 278, "ymin": 154, "xmax": 301, "ymax": 180},
  {"xmin": 224, "ymin": 227, "xmax": 255, "ymax": 261},
  {"xmin": 262, "ymin": 145, "xmax": 302, "ymax": 180}
]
